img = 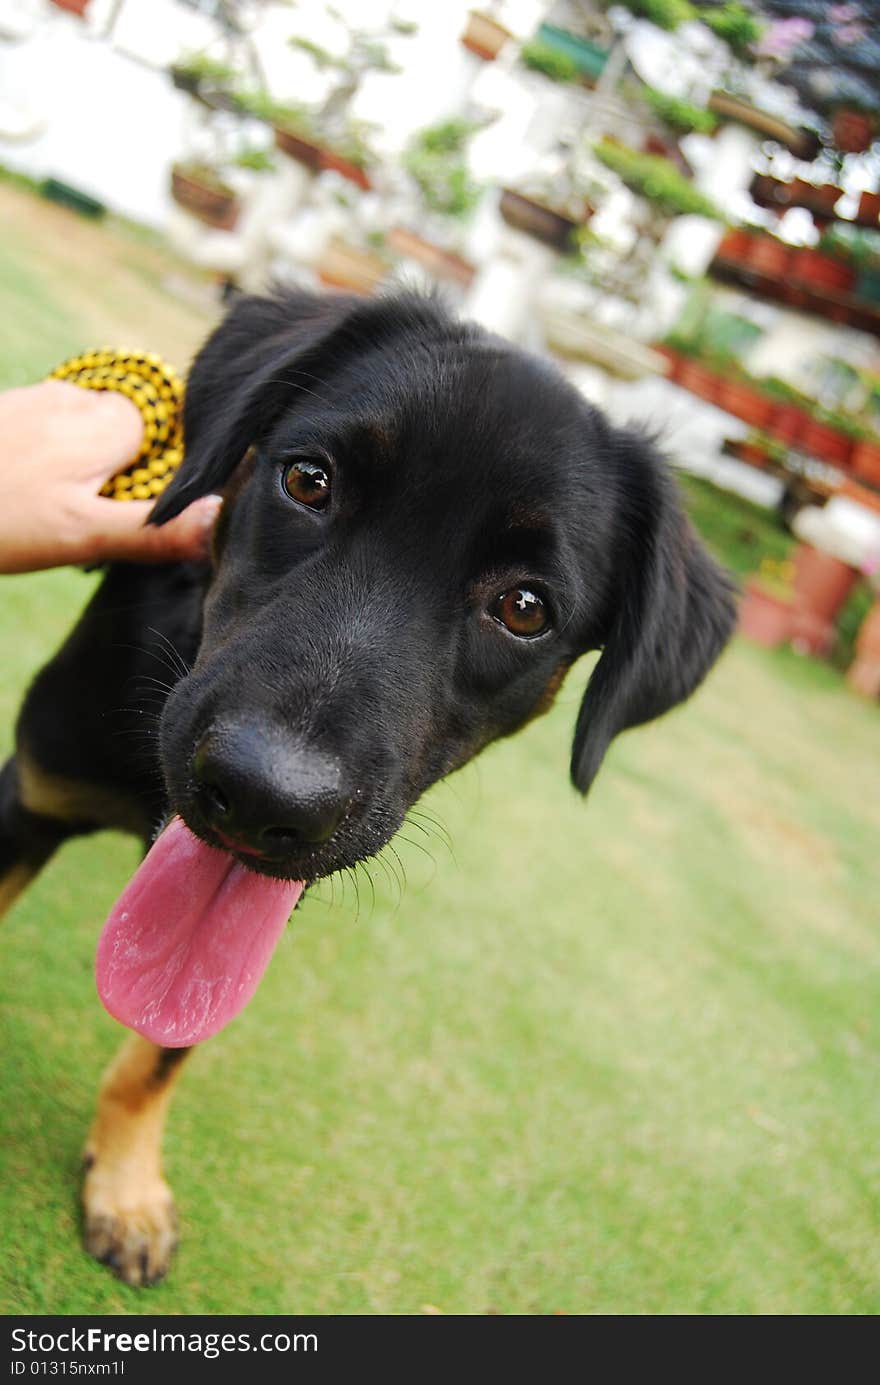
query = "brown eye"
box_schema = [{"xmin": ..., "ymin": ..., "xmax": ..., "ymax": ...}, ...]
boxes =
[
  {"xmin": 283, "ymin": 459, "xmax": 331, "ymax": 510},
  {"xmin": 492, "ymin": 588, "xmax": 549, "ymax": 638}
]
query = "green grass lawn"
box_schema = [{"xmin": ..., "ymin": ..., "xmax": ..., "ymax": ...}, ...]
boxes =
[{"xmin": 1, "ymin": 185, "xmax": 879, "ymax": 1315}]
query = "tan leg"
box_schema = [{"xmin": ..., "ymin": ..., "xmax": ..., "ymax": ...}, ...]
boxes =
[{"xmin": 83, "ymin": 1035, "xmax": 190, "ymax": 1286}]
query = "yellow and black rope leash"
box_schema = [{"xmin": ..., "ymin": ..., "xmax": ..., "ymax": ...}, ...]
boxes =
[{"xmin": 49, "ymin": 349, "xmax": 185, "ymax": 500}]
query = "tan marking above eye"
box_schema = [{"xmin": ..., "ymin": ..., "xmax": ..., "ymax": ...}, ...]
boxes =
[
  {"xmin": 283, "ymin": 460, "xmax": 331, "ymax": 509},
  {"xmin": 492, "ymin": 588, "xmax": 549, "ymax": 637}
]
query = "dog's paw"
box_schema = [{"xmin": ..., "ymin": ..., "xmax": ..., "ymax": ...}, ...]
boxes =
[{"xmin": 82, "ymin": 1160, "xmax": 178, "ymax": 1287}]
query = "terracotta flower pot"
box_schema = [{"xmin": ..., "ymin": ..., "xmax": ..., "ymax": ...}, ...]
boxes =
[
  {"xmin": 654, "ymin": 344, "xmax": 684, "ymax": 382},
  {"xmin": 170, "ymin": 166, "xmax": 240, "ymax": 231},
  {"xmin": 716, "ymin": 378, "xmax": 775, "ymax": 429},
  {"xmin": 847, "ymin": 655, "xmax": 880, "ymax": 698},
  {"xmin": 499, "ymin": 188, "xmax": 581, "ymax": 251},
  {"xmin": 720, "ymin": 229, "xmax": 753, "ymax": 261},
  {"xmin": 791, "ymin": 248, "xmax": 855, "ymax": 294},
  {"xmin": 847, "ymin": 602, "xmax": 880, "ymax": 698},
  {"xmin": 800, "ymin": 183, "xmax": 842, "ymax": 218},
  {"xmin": 771, "ymin": 402, "xmax": 811, "ymax": 447},
  {"xmin": 729, "ymin": 438, "xmax": 770, "ymax": 468},
  {"xmin": 792, "ymin": 542, "xmax": 860, "ymax": 623},
  {"xmin": 716, "ymin": 228, "xmax": 752, "ymax": 263},
  {"xmin": 852, "ymin": 438, "xmax": 880, "ymax": 488},
  {"xmin": 854, "ymin": 601, "xmax": 880, "ymax": 660},
  {"xmin": 273, "ymin": 126, "xmax": 323, "ymax": 171},
  {"xmin": 747, "ymin": 236, "xmax": 790, "ymax": 277},
  {"xmin": 800, "ymin": 419, "xmax": 853, "ymax": 469},
  {"xmin": 786, "ymin": 544, "xmax": 859, "ymax": 656},
  {"xmin": 857, "ymin": 190, "xmax": 880, "ymax": 227},
  {"xmin": 749, "ymin": 174, "xmax": 792, "ymax": 210},
  {"xmin": 386, "ymin": 227, "xmax": 475, "ymax": 288},
  {"xmin": 318, "ymin": 149, "xmax": 371, "ymax": 190},
  {"xmin": 677, "ymin": 358, "xmax": 719, "ymax": 405},
  {"xmin": 832, "ymin": 109, "xmax": 874, "ymax": 155},
  {"xmin": 316, "ymin": 238, "xmax": 387, "ymax": 295},
  {"xmin": 460, "ymin": 10, "xmax": 512, "ymax": 60},
  {"xmin": 738, "ymin": 578, "xmax": 794, "ymax": 648}
]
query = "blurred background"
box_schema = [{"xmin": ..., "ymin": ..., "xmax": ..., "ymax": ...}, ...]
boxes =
[{"xmin": 1, "ymin": 0, "xmax": 879, "ymax": 1316}]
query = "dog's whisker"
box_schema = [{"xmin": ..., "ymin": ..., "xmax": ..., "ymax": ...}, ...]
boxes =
[
  {"xmin": 127, "ymin": 674, "xmax": 177, "ymax": 696},
  {"xmin": 344, "ymin": 866, "xmax": 362, "ymax": 924},
  {"xmin": 407, "ymin": 807, "xmax": 454, "ymax": 856},
  {"xmin": 261, "ymin": 375, "xmax": 335, "ymax": 408},
  {"xmin": 385, "ymin": 841, "xmax": 408, "ymax": 900},
  {"xmin": 145, "ymin": 627, "xmax": 191, "ymax": 679},
  {"xmin": 372, "ymin": 846, "xmax": 403, "ymax": 913},
  {"xmin": 396, "ymin": 834, "xmax": 439, "ymax": 889},
  {"xmin": 357, "ymin": 860, "xmax": 377, "ymax": 920},
  {"xmin": 112, "ymin": 641, "xmax": 187, "ymax": 685}
]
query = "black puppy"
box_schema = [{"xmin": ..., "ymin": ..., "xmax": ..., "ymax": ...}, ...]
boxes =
[{"xmin": 1, "ymin": 290, "xmax": 735, "ymax": 1284}]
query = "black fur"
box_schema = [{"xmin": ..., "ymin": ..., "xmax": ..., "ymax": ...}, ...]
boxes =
[{"xmin": 4, "ymin": 290, "xmax": 735, "ymax": 890}]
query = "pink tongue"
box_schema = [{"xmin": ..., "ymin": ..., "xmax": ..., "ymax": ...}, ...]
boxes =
[{"xmin": 96, "ymin": 817, "xmax": 303, "ymax": 1047}]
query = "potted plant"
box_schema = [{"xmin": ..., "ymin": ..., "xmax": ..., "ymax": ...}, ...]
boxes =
[
  {"xmin": 716, "ymin": 228, "xmax": 753, "ymax": 264},
  {"xmin": 728, "ymin": 432, "xmax": 773, "ymax": 468},
  {"xmin": 858, "ymin": 190, "xmax": 880, "ymax": 227},
  {"xmin": 642, "ymin": 87, "xmax": 718, "ymax": 136},
  {"xmin": 403, "ymin": 119, "xmax": 484, "ymax": 221},
  {"xmin": 316, "ymin": 234, "xmax": 389, "ymax": 294},
  {"xmin": 234, "ymin": 93, "xmax": 324, "ymax": 170},
  {"xmin": 395, "ymin": 118, "xmax": 487, "ymax": 283},
  {"xmin": 700, "ymin": 2, "xmax": 764, "ymax": 56},
  {"xmin": 460, "ymin": 10, "xmax": 512, "ymax": 61},
  {"xmin": 169, "ymin": 52, "xmax": 237, "ymax": 101},
  {"xmin": 789, "ymin": 542, "xmax": 861, "ymax": 656},
  {"xmin": 592, "ymin": 140, "xmax": 723, "ymax": 221},
  {"xmin": 853, "ymin": 437, "xmax": 880, "ymax": 487},
  {"xmin": 761, "ymin": 377, "xmax": 814, "ymax": 447},
  {"xmin": 738, "ymin": 558, "xmax": 796, "ymax": 648},
  {"xmin": 500, "ymin": 146, "xmax": 601, "ymax": 252},
  {"xmin": 655, "ymin": 342, "xmax": 684, "ymax": 381},
  {"xmin": 519, "ymin": 40, "xmax": 580, "ymax": 84},
  {"xmin": 235, "ymin": 90, "xmax": 373, "ymax": 190},
  {"xmin": 744, "ymin": 233, "xmax": 791, "ymax": 278},
  {"xmin": 676, "ymin": 355, "xmax": 720, "ymax": 405},
  {"xmin": 170, "ymin": 162, "xmax": 240, "ymax": 230},
  {"xmin": 800, "ymin": 416, "xmax": 854, "ymax": 470},
  {"xmin": 386, "ymin": 226, "xmax": 476, "ymax": 288},
  {"xmin": 716, "ymin": 374, "xmax": 775, "ymax": 429},
  {"xmin": 771, "ymin": 402, "xmax": 811, "ymax": 447},
  {"xmin": 499, "ymin": 188, "xmax": 584, "ymax": 251},
  {"xmin": 847, "ymin": 588, "xmax": 880, "ymax": 698},
  {"xmin": 279, "ymin": 11, "xmax": 414, "ymax": 186},
  {"xmin": 832, "ymin": 109, "xmax": 876, "ymax": 155},
  {"xmin": 792, "ymin": 245, "xmax": 855, "ymax": 294}
]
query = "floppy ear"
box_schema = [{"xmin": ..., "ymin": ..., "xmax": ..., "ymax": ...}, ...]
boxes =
[
  {"xmin": 571, "ymin": 431, "xmax": 736, "ymax": 794},
  {"xmin": 150, "ymin": 289, "xmax": 359, "ymax": 525}
]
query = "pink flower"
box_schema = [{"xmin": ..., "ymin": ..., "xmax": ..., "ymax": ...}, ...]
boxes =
[{"xmin": 756, "ymin": 17, "xmax": 814, "ymax": 57}]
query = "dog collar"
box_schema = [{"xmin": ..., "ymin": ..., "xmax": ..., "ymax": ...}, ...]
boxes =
[{"xmin": 49, "ymin": 349, "xmax": 184, "ymax": 501}]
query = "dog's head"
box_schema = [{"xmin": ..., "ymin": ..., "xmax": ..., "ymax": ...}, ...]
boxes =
[{"xmin": 152, "ymin": 290, "xmax": 735, "ymax": 883}]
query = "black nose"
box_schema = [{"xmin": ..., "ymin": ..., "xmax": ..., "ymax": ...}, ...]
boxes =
[{"xmin": 193, "ymin": 721, "xmax": 350, "ymax": 853}]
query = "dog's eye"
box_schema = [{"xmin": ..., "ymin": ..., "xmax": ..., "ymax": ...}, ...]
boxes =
[
  {"xmin": 492, "ymin": 588, "xmax": 549, "ymax": 638},
  {"xmin": 283, "ymin": 459, "xmax": 331, "ymax": 510}
]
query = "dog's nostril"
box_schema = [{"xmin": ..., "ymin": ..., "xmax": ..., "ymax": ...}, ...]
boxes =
[
  {"xmin": 201, "ymin": 781, "xmax": 231, "ymax": 817},
  {"xmin": 261, "ymin": 825, "xmax": 301, "ymax": 845}
]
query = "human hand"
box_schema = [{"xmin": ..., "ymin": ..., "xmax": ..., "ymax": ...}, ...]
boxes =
[{"xmin": 0, "ymin": 379, "xmax": 220, "ymax": 574}]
